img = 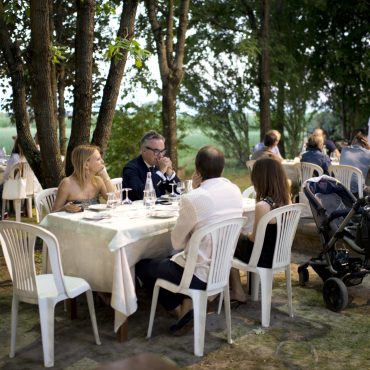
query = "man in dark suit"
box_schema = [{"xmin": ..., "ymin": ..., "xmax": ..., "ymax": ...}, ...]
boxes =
[{"xmin": 122, "ymin": 131, "xmax": 180, "ymax": 201}]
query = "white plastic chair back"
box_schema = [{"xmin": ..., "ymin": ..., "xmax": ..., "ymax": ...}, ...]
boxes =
[
  {"xmin": 328, "ymin": 164, "xmax": 364, "ymax": 198},
  {"xmin": 242, "ymin": 185, "xmax": 256, "ymax": 199},
  {"xmin": 111, "ymin": 177, "xmax": 123, "ymax": 193},
  {"xmin": 35, "ymin": 188, "xmax": 58, "ymax": 221},
  {"xmin": 0, "ymin": 221, "xmax": 101, "ymax": 367},
  {"xmin": 147, "ymin": 217, "xmax": 245, "ymax": 356},
  {"xmin": 295, "ymin": 162, "xmax": 323, "ymax": 189},
  {"xmin": 232, "ymin": 204, "xmax": 305, "ymax": 327},
  {"xmin": 181, "ymin": 217, "xmax": 245, "ymax": 294}
]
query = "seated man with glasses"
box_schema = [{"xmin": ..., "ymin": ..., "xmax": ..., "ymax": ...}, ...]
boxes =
[{"xmin": 122, "ymin": 130, "xmax": 180, "ymax": 201}]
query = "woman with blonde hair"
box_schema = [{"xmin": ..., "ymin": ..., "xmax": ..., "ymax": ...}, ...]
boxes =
[
  {"xmin": 230, "ymin": 157, "xmax": 291, "ymax": 303},
  {"xmin": 52, "ymin": 144, "xmax": 115, "ymax": 212}
]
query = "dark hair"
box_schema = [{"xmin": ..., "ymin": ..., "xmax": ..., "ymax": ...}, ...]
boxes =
[
  {"xmin": 351, "ymin": 131, "xmax": 370, "ymax": 149},
  {"xmin": 195, "ymin": 145, "xmax": 225, "ymax": 180},
  {"xmin": 140, "ymin": 130, "xmax": 165, "ymax": 148},
  {"xmin": 251, "ymin": 157, "xmax": 290, "ymax": 208},
  {"xmin": 263, "ymin": 131, "xmax": 279, "ymax": 147}
]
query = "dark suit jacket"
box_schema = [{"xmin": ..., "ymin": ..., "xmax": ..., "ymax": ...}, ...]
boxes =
[{"xmin": 122, "ymin": 155, "xmax": 180, "ymax": 201}]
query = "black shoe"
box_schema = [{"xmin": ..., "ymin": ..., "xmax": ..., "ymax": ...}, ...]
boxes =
[{"xmin": 169, "ymin": 309, "xmax": 194, "ymax": 336}]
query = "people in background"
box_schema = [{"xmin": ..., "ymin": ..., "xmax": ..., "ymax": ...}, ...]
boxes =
[
  {"xmin": 52, "ymin": 144, "xmax": 115, "ymax": 212},
  {"xmin": 313, "ymin": 128, "xmax": 340, "ymax": 159},
  {"xmin": 252, "ymin": 129, "xmax": 282, "ymax": 158},
  {"xmin": 339, "ymin": 131, "xmax": 370, "ymax": 195},
  {"xmin": 301, "ymin": 134, "xmax": 331, "ymax": 175},
  {"xmin": 230, "ymin": 157, "xmax": 291, "ymax": 303},
  {"xmin": 122, "ymin": 130, "xmax": 180, "ymax": 201},
  {"xmin": 136, "ymin": 146, "xmax": 243, "ymax": 334},
  {"xmin": 251, "ymin": 130, "xmax": 283, "ymax": 162}
]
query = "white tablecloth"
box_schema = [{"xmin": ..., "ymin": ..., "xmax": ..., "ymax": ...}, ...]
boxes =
[{"xmin": 40, "ymin": 199, "xmax": 255, "ymax": 332}]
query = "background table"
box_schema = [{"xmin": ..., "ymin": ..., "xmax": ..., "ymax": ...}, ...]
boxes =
[{"xmin": 40, "ymin": 199, "xmax": 255, "ymax": 333}]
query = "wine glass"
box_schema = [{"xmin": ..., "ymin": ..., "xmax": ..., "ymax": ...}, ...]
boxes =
[
  {"xmin": 168, "ymin": 183, "xmax": 178, "ymax": 198},
  {"xmin": 122, "ymin": 188, "xmax": 133, "ymax": 205}
]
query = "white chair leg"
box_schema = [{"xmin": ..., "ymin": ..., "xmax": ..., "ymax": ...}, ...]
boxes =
[
  {"xmin": 38, "ymin": 299, "xmax": 55, "ymax": 367},
  {"xmin": 223, "ymin": 286, "xmax": 233, "ymax": 344},
  {"xmin": 259, "ymin": 269, "xmax": 273, "ymax": 328},
  {"xmin": 10, "ymin": 295, "xmax": 19, "ymax": 358},
  {"xmin": 251, "ymin": 272, "xmax": 260, "ymax": 301},
  {"xmin": 14, "ymin": 200, "xmax": 21, "ymax": 222},
  {"xmin": 217, "ymin": 292, "xmax": 223, "ymax": 315},
  {"xmin": 26, "ymin": 197, "xmax": 32, "ymax": 218},
  {"xmin": 285, "ymin": 266, "xmax": 293, "ymax": 318},
  {"xmin": 34, "ymin": 195, "xmax": 40, "ymax": 223},
  {"xmin": 192, "ymin": 292, "xmax": 207, "ymax": 356},
  {"xmin": 147, "ymin": 284, "xmax": 160, "ymax": 338},
  {"xmin": 85, "ymin": 290, "xmax": 101, "ymax": 345}
]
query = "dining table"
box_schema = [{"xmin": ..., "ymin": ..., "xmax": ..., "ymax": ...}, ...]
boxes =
[{"xmin": 40, "ymin": 197, "xmax": 256, "ymax": 340}]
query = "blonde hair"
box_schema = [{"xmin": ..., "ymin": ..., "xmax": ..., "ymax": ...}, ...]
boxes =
[
  {"xmin": 251, "ymin": 157, "xmax": 290, "ymax": 208},
  {"xmin": 71, "ymin": 144, "xmax": 100, "ymax": 188}
]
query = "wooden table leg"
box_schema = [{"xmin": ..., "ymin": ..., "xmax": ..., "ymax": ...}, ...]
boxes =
[{"xmin": 117, "ymin": 320, "xmax": 128, "ymax": 342}]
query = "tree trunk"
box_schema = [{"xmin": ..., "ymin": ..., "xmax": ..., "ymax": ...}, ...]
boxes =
[
  {"xmin": 275, "ymin": 76, "xmax": 285, "ymax": 157},
  {"xmin": 259, "ymin": 0, "xmax": 270, "ymax": 141},
  {"xmin": 145, "ymin": 0, "xmax": 190, "ymax": 170},
  {"xmin": 65, "ymin": 0, "xmax": 95, "ymax": 175},
  {"xmin": 162, "ymin": 80, "xmax": 178, "ymax": 164},
  {"xmin": 30, "ymin": 0, "xmax": 64, "ymax": 187},
  {"xmin": 92, "ymin": 0, "xmax": 139, "ymax": 155},
  {"xmin": 0, "ymin": 2, "xmax": 42, "ymax": 180}
]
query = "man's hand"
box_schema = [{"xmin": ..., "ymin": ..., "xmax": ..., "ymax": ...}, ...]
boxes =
[
  {"xmin": 158, "ymin": 157, "xmax": 174, "ymax": 176},
  {"xmin": 191, "ymin": 171, "xmax": 202, "ymax": 189}
]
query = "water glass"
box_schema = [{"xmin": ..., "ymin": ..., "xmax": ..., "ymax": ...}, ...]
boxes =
[
  {"xmin": 106, "ymin": 192, "xmax": 117, "ymax": 208},
  {"xmin": 184, "ymin": 179, "xmax": 193, "ymax": 193},
  {"xmin": 143, "ymin": 190, "xmax": 156, "ymax": 209}
]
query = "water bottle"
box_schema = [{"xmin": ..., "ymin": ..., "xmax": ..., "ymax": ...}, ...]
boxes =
[{"xmin": 143, "ymin": 172, "xmax": 156, "ymax": 207}]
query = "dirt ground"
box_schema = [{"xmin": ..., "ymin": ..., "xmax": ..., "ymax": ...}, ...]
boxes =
[{"xmin": 0, "ymin": 223, "xmax": 370, "ymax": 370}]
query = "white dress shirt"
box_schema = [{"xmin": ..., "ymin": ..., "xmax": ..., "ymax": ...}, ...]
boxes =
[{"xmin": 171, "ymin": 177, "xmax": 243, "ymax": 282}]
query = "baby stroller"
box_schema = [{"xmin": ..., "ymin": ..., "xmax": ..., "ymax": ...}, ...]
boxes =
[{"xmin": 298, "ymin": 175, "xmax": 370, "ymax": 312}]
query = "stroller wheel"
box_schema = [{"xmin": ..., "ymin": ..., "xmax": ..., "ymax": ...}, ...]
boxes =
[
  {"xmin": 298, "ymin": 269, "xmax": 309, "ymax": 286},
  {"xmin": 323, "ymin": 277, "xmax": 348, "ymax": 312}
]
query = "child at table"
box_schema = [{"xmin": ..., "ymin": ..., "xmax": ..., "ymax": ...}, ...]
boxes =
[
  {"xmin": 52, "ymin": 144, "xmax": 116, "ymax": 212},
  {"xmin": 230, "ymin": 157, "xmax": 292, "ymax": 304}
]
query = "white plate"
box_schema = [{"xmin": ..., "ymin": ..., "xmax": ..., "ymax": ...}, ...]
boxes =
[
  {"xmin": 149, "ymin": 211, "xmax": 178, "ymax": 218},
  {"xmin": 88, "ymin": 204, "xmax": 107, "ymax": 211},
  {"xmin": 83, "ymin": 213, "xmax": 111, "ymax": 221}
]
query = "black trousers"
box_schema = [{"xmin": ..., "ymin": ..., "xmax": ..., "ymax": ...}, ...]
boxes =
[{"xmin": 135, "ymin": 257, "xmax": 207, "ymax": 311}]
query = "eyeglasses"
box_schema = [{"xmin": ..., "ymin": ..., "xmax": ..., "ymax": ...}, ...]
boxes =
[{"xmin": 145, "ymin": 147, "xmax": 167, "ymax": 156}]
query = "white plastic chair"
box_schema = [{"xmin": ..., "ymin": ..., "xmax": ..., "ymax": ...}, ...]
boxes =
[
  {"xmin": 1, "ymin": 162, "xmax": 39, "ymax": 222},
  {"xmin": 35, "ymin": 188, "xmax": 58, "ymax": 222},
  {"xmin": 147, "ymin": 217, "xmax": 245, "ymax": 357},
  {"xmin": 111, "ymin": 177, "xmax": 123, "ymax": 193},
  {"xmin": 232, "ymin": 204, "xmax": 304, "ymax": 327},
  {"xmin": 328, "ymin": 164, "xmax": 364, "ymax": 198},
  {"xmin": 0, "ymin": 221, "xmax": 101, "ymax": 367},
  {"xmin": 295, "ymin": 162, "xmax": 323, "ymax": 189},
  {"xmin": 242, "ymin": 185, "xmax": 256, "ymax": 199}
]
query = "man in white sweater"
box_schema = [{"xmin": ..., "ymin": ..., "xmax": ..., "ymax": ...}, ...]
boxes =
[{"xmin": 136, "ymin": 145, "xmax": 243, "ymax": 334}]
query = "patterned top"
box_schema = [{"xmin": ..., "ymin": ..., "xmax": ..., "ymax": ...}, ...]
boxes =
[{"xmin": 73, "ymin": 197, "xmax": 100, "ymax": 209}]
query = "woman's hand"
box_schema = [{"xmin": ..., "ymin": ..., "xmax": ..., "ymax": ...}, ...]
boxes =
[
  {"xmin": 63, "ymin": 202, "xmax": 83, "ymax": 213},
  {"xmin": 96, "ymin": 166, "xmax": 110, "ymax": 182}
]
